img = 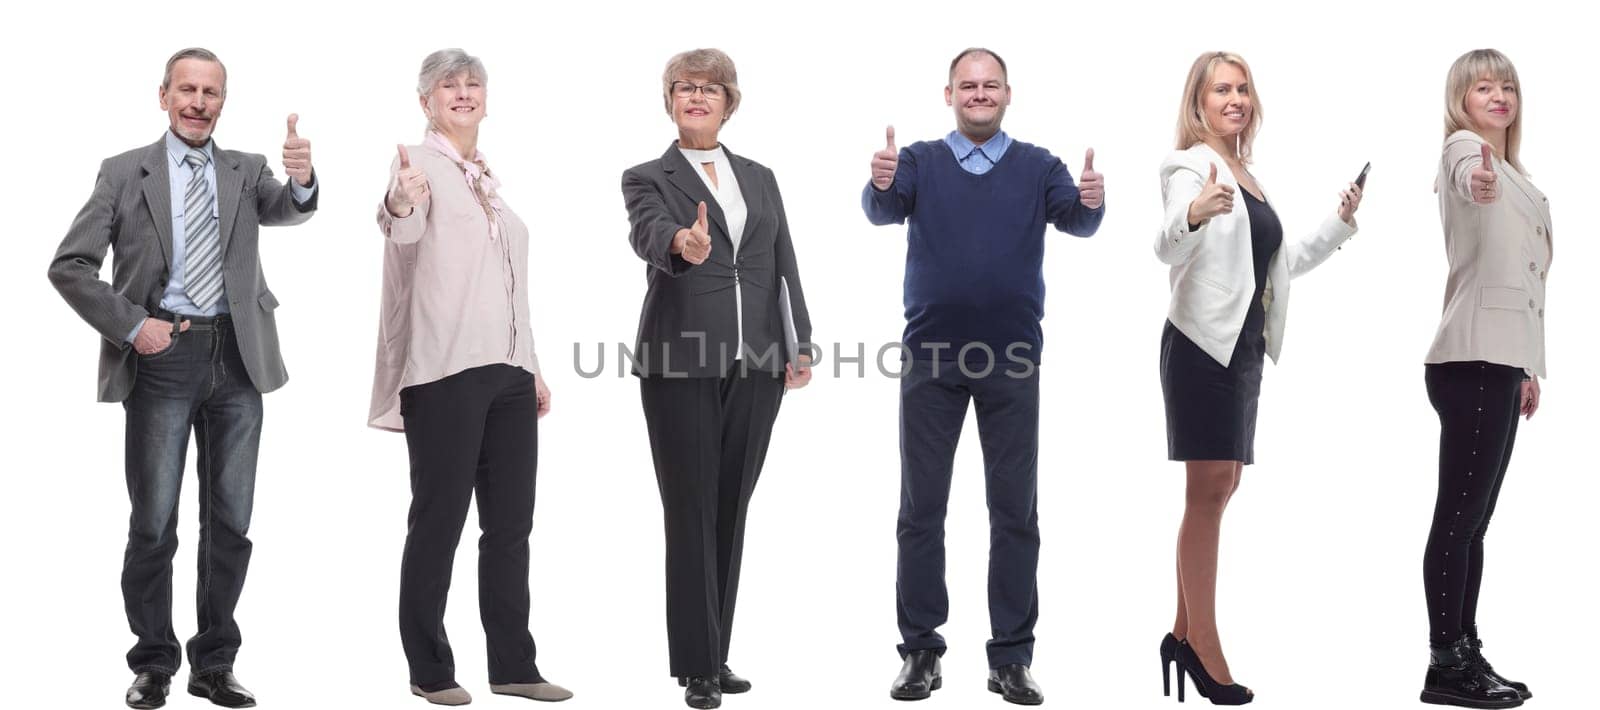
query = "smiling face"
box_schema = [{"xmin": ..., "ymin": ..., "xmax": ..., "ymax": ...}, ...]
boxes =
[
  {"xmin": 1464, "ymin": 74, "xmax": 1518, "ymax": 133},
  {"xmin": 945, "ymin": 53, "xmax": 1010, "ymax": 142},
  {"xmin": 1201, "ymin": 61, "xmax": 1252, "ymax": 138},
  {"xmin": 160, "ymin": 58, "xmax": 226, "ymax": 147},
  {"xmin": 420, "ymin": 70, "xmax": 487, "ymax": 134},
  {"xmin": 670, "ymin": 73, "xmax": 728, "ymax": 140}
]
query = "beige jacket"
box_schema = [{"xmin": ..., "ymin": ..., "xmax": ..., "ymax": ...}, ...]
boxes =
[
  {"xmin": 1156, "ymin": 143, "xmax": 1357, "ymax": 367},
  {"xmin": 1425, "ymin": 130, "xmax": 1552, "ymax": 378}
]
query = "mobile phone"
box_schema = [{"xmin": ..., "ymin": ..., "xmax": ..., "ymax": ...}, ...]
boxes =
[{"xmin": 1355, "ymin": 161, "xmax": 1371, "ymax": 189}]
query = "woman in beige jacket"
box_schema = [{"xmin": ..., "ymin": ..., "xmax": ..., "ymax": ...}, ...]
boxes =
[
  {"xmin": 371, "ymin": 49, "xmax": 570, "ymax": 706},
  {"xmin": 1418, "ymin": 49, "xmax": 1550, "ymax": 710}
]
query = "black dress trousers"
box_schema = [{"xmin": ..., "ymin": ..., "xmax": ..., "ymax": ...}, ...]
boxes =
[{"xmin": 639, "ymin": 366, "xmax": 785, "ymax": 678}]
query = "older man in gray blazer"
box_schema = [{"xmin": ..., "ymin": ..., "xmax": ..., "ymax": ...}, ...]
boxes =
[{"xmin": 47, "ymin": 47, "xmax": 316, "ymax": 710}]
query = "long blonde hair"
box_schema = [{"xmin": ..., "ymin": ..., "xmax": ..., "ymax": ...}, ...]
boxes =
[
  {"xmin": 1444, "ymin": 49, "xmax": 1524, "ymax": 173},
  {"xmin": 1175, "ymin": 52, "xmax": 1263, "ymax": 163}
]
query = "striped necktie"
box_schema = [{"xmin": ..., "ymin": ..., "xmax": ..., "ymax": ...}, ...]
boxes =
[{"xmin": 182, "ymin": 148, "xmax": 224, "ymax": 310}]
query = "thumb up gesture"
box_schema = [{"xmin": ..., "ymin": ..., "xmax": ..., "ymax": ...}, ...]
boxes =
[
  {"xmin": 1470, "ymin": 143, "xmax": 1498, "ymax": 204},
  {"xmin": 672, "ymin": 201, "xmax": 714, "ymax": 265},
  {"xmin": 282, "ymin": 114, "xmax": 314, "ymax": 187},
  {"xmin": 871, "ymin": 125, "xmax": 899, "ymax": 191},
  {"xmin": 1186, "ymin": 162, "xmax": 1235, "ymax": 225},
  {"xmin": 1077, "ymin": 148, "xmax": 1104, "ymax": 209},
  {"xmin": 386, "ymin": 145, "xmax": 431, "ymax": 217}
]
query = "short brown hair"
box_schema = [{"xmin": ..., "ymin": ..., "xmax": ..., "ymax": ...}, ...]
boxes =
[{"xmin": 661, "ymin": 48, "xmax": 741, "ymax": 118}]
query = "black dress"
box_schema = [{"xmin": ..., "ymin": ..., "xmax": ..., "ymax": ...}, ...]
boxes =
[{"xmin": 1160, "ymin": 189, "xmax": 1283, "ymax": 464}]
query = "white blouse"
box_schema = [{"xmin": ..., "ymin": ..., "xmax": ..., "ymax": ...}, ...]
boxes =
[{"xmin": 679, "ymin": 144, "xmax": 749, "ymax": 359}]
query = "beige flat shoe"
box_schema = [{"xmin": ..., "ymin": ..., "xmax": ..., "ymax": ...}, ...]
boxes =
[
  {"xmin": 490, "ymin": 682, "xmax": 574, "ymax": 702},
  {"xmin": 410, "ymin": 684, "xmax": 472, "ymax": 705}
]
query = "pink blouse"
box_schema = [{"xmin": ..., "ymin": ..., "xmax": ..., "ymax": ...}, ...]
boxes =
[{"xmin": 368, "ymin": 132, "xmax": 541, "ymax": 431}]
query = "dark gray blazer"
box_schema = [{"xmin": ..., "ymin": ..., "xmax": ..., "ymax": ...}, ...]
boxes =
[
  {"xmin": 622, "ymin": 143, "xmax": 812, "ymax": 378},
  {"xmin": 48, "ymin": 135, "xmax": 318, "ymax": 402}
]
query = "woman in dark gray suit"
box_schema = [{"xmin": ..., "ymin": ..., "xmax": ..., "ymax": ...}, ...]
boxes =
[{"xmin": 620, "ymin": 48, "xmax": 813, "ymax": 710}]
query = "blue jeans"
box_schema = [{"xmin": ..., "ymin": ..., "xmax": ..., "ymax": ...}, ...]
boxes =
[
  {"xmin": 121, "ymin": 316, "xmax": 262, "ymax": 675},
  {"xmin": 896, "ymin": 357, "xmax": 1041, "ymax": 668}
]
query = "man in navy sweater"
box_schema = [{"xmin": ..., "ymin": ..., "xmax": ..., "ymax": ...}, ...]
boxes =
[{"xmin": 863, "ymin": 47, "xmax": 1104, "ymax": 706}]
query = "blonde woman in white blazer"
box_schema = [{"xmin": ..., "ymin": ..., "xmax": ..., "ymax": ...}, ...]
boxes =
[
  {"xmin": 1153, "ymin": 52, "xmax": 1362, "ymax": 706},
  {"xmin": 1416, "ymin": 49, "xmax": 1547, "ymax": 710}
]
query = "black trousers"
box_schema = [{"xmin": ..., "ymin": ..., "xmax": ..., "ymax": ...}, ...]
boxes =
[
  {"xmin": 639, "ymin": 367, "xmax": 785, "ymax": 677},
  {"xmin": 896, "ymin": 357, "xmax": 1041, "ymax": 668},
  {"xmin": 1423, "ymin": 361, "xmax": 1522, "ymax": 645},
  {"xmin": 398, "ymin": 364, "xmax": 544, "ymax": 690}
]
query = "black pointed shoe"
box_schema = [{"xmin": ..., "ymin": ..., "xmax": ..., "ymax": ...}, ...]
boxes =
[
  {"xmin": 1466, "ymin": 633, "xmax": 1531, "ymax": 700},
  {"xmin": 1420, "ymin": 635, "xmax": 1523, "ymax": 708},
  {"xmin": 1174, "ymin": 641, "xmax": 1252, "ymax": 705},
  {"xmin": 187, "ymin": 670, "xmax": 257, "ymax": 708},
  {"xmin": 683, "ymin": 675, "xmax": 721, "ymax": 709},
  {"xmin": 987, "ymin": 664, "xmax": 1044, "ymax": 706},
  {"xmin": 890, "ymin": 649, "xmax": 942, "ymax": 701},
  {"xmin": 126, "ymin": 671, "xmax": 171, "ymax": 709},
  {"xmin": 679, "ymin": 665, "xmax": 750, "ymax": 695}
]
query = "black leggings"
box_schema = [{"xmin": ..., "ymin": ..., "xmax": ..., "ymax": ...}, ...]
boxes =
[{"xmin": 1422, "ymin": 361, "xmax": 1523, "ymax": 645}]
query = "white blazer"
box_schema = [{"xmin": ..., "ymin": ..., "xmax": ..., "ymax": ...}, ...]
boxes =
[
  {"xmin": 1155, "ymin": 143, "xmax": 1357, "ymax": 367},
  {"xmin": 1424, "ymin": 130, "xmax": 1552, "ymax": 378}
]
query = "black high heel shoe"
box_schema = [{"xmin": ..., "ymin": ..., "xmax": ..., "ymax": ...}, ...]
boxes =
[
  {"xmin": 1161, "ymin": 636, "xmax": 1210, "ymax": 700},
  {"xmin": 1161, "ymin": 634, "xmax": 1180, "ymax": 698},
  {"xmin": 1174, "ymin": 641, "xmax": 1252, "ymax": 705}
]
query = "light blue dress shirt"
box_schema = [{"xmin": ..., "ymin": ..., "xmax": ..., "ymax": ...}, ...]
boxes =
[
  {"xmin": 127, "ymin": 131, "xmax": 314, "ymax": 342},
  {"xmin": 943, "ymin": 130, "xmax": 1012, "ymax": 175}
]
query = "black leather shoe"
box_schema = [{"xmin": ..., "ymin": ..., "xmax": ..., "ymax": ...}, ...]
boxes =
[
  {"xmin": 126, "ymin": 671, "xmax": 172, "ymax": 709},
  {"xmin": 679, "ymin": 665, "xmax": 750, "ymax": 695},
  {"xmin": 1466, "ymin": 633, "xmax": 1532, "ymax": 700},
  {"xmin": 683, "ymin": 675, "xmax": 721, "ymax": 709},
  {"xmin": 187, "ymin": 670, "xmax": 257, "ymax": 708},
  {"xmin": 1420, "ymin": 635, "xmax": 1523, "ymax": 708},
  {"xmin": 987, "ymin": 664, "xmax": 1044, "ymax": 706},
  {"xmin": 890, "ymin": 649, "xmax": 942, "ymax": 700}
]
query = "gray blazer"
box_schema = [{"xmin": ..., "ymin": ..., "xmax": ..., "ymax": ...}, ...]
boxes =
[
  {"xmin": 48, "ymin": 135, "xmax": 318, "ymax": 402},
  {"xmin": 622, "ymin": 143, "xmax": 811, "ymax": 378}
]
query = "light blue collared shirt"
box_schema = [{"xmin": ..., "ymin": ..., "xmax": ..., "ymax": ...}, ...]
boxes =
[
  {"xmin": 943, "ymin": 130, "xmax": 1012, "ymax": 175},
  {"xmin": 127, "ymin": 131, "xmax": 314, "ymax": 342}
]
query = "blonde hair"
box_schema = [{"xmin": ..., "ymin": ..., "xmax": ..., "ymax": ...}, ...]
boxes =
[
  {"xmin": 661, "ymin": 48, "xmax": 742, "ymax": 119},
  {"xmin": 1175, "ymin": 52, "xmax": 1262, "ymax": 163},
  {"xmin": 1444, "ymin": 49, "xmax": 1524, "ymax": 173}
]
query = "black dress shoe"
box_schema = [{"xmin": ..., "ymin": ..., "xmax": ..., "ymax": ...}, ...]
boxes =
[
  {"xmin": 1466, "ymin": 633, "xmax": 1532, "ymax": 700},
  {"xmin": 890, "ymin": 649, "xmax": 942, "ymax": 701},
  {"xmin": 683, "ymin": 675, "xmax": 721, "ymax": 709},
  {"xmin": 1420, "ymin": 635, "xmax": 1523, "ymax": 708},
  {"xmin": 987, "ymin": 664, "xmax": 1044, "ymax": 706},
  {"xmin": 127, "ymin": 671, "xmax": 172, "ymax": 709},
  {"xmin": 679, "ymin": 665, "xmax": 751, "ymax": 695},
  {"xmin": 187, "ymin": 670, "xmax": 257, "ymax": 708}
]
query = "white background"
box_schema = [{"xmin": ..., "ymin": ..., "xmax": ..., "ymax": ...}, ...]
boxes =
[{"xmin": 2, "ymin": 1, "xmax": 1594, "ymax": 708}]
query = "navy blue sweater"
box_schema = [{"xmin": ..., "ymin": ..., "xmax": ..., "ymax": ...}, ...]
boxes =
[{"xmin": 862, "ymin": 138, "xmax": 1104, "ymax": 363}]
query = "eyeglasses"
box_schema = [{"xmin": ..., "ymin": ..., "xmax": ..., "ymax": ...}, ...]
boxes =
[{"xmin": 671, "ymin": 81, "xmax": 728, "ymax": 101}]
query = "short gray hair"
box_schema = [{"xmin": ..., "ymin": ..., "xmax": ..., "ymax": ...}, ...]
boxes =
[
  {"xmin": 661, "ymin": 48, "xmax": 741, "ymax": 117},
  {"xmin": 163, "ymin": 47, "xmax": 227, "ymax": 95},
  {"xmin": 417, "ymin": 48, "xmax": 487, "ymax": 96}
]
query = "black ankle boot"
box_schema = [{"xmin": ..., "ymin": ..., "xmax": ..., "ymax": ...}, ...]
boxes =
[
  {"xmin": 1465, "ymin": 631, "xmax": 1531, "ymax": 700},
  {"xmin": 1420, "ymin": 635, "xmax": 1523, "ymax": 708}
]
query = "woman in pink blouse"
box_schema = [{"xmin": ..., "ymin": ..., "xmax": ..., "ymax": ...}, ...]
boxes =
[{"xmin": 369, "ymin": 49, "xmax": 570, "ymax": 707}]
